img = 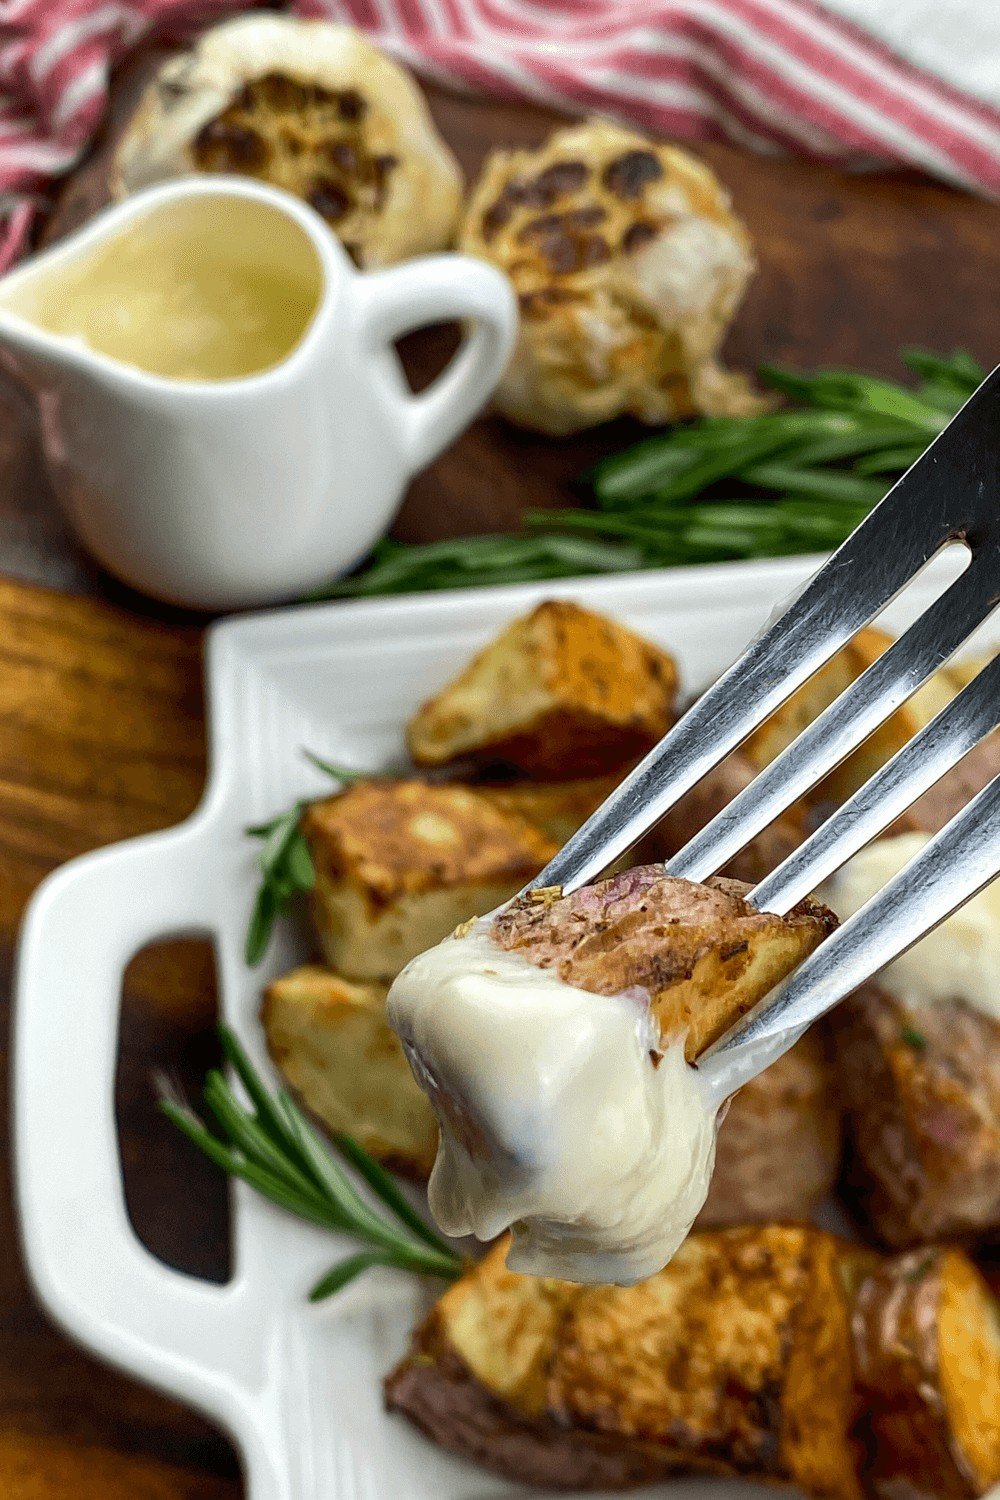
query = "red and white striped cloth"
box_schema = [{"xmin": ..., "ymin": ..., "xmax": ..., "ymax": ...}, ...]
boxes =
[{"xmin": 2, "ymin": 0, "xmax": 1000, "ymax": 271}]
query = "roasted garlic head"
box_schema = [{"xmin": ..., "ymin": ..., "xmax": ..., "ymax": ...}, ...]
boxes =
[
  {"xmin": 113, "ymin": 16, "xmax": 463, "ymax": 268},
  {"xmin": 460, "ymin": 120, "xmax": 759, "ymax": 434}
]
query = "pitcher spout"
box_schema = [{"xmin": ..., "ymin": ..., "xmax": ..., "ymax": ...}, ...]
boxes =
[
  {"xmin": 0, "ymin": 175, "xmax": 328, "ymax": 391},
  {"xmin": 0, "ymin": 271, "xmax": 83, "ymax": 393}
]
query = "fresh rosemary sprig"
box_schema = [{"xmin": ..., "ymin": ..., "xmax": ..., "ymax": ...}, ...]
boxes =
[
  {"xmin": 320, "ymin": 533, "xmax": 645, "ymax": 598},
  {"xmin": 314, "ymin": 348, "xmax": 985, "ymax": 597},
  {"xmin": 245, "ymin": 751, "xmax": 364, "ymax": 966},
  {"xmin": 159, "ymin": 1024, "xmax": 463, "ymax": 1300}
]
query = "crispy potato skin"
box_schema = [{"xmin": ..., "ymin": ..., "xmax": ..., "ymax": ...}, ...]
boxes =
[
  {"xmin": 852, "ymin": 1248, "xmax": 1000, "ymax": 1500},
  {"xmin": 492, "ymin": 866, "xmax": 836, "ymax": 1061},
  {"xmin": 832, "ymin": 984, "xmax": 1000, "ymax": 1246},
  {"xmin": 302, "ymin": 779, "xmax": 556, "ymax": 980},
  {"xmin": 261, "ymin": 965, "xmax": 437, "ymax": 1176},
  {"xmin": 698, "ymin": 1029, "xmax": 841, "ymax": 1227},
  {"xmin": 406, "ymin": 601, "xmax": 678, "ymax": 778},
  {"xmin": 387, "ymin": 1227, "xmax": 862, "ymax": 1498},
  {"xmin": 385, "ymin": 1256, "xmax": 661, "ymax": 1489}
]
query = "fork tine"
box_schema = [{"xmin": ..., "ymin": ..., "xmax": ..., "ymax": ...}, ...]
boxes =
[
  {"xmin": 532, "ymin": 364, "xmax": 1000, "ymax": 895},
  {"xmin": 698, "ymin": 770, "xmax": 1000, "ymax": 1103},
  {"xmin": 751, "ymin": 647, "xmax": 1000, "ymax": 914},
  {"xmin": 666, "ymin": 552, "xmax": 995, "ymax": 885},
  {"xmin": 532, "ymin": 487, "xmax": 947, "ymax": 896}
]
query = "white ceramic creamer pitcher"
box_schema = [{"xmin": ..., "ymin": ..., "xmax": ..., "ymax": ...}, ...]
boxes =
[{"xmin": 0, "ymin": 176, "xmax": 517, "ymax": 609}]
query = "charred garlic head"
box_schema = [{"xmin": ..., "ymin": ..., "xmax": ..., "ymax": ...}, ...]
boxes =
[
  {"xmin": 113, "ymin": 16, "xmax": 463, "ymax": 268},
  {"xmin": 459, "ymin": 120, "xmax": 759, "ymax": 435}
]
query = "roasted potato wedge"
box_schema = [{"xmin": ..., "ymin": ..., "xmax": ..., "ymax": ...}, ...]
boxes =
[
  {"xmin": 829, "ymin": 722, "xmax": 1000, "ymax": 1247},
  {"xmin": 852, "ymin": 1246, "xmax": 1000, "ymax": 1500},
  {"xmin": 698, "ymin": 1029, "xmax": 841, "ymax": 1227},
  {"xmin": 493, "ymin": 866, "xmax": 837, "ymax": 1061},
  {"xmin": 302, "ymin": 779, "xmax": 556, "ymax": 981},
  {"xmin": 386, "ymin": 1225, "xmax": 862, "ymax": 1498},
  {"xmin": 406, "ymin": 600, "xmax": 678, "ymax": 778},
  {"xmin": 832, "ymin": 983, "xmax": 1000, "ymax": 1246},
  {"xmin": 744, "ymin": 627, "xmax": 963, "ymax": 807},
  {"xmin": 262, "ymin": 965, "xmax": 437, "ymax": 1175}
]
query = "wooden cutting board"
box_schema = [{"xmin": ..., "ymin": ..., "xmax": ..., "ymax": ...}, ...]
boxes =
[{"xmin": 2, "ymin": 42, "xmax": 1000, "ymax": 1499}]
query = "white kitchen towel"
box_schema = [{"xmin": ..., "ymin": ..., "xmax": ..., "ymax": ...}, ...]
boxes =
[{"xmin": 824, "ymin": 0, "xmax": 1000, "ymax": 110}]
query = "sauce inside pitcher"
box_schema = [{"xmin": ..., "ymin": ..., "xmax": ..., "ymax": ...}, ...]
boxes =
[{"xmin": 0, "ymin": 194, "xmax": 324, "ymax": 381}]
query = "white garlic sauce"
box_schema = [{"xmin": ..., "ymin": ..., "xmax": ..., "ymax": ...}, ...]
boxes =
[
  {"xmin": 824, "ymin": 833, "xmax": 1000, "ymax": 1021},
  {"xmin": 387, "ymin": 921, "xmax": 719, "ymax": 1286}
]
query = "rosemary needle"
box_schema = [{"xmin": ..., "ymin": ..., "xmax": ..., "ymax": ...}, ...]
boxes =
[
  {"xmin": 245, "ymin": 749, "xmax": 364, "ymax": 966},
  {"xmin": 159, "ymin": 1025, "xmax": 463, "ymax": 1300}
]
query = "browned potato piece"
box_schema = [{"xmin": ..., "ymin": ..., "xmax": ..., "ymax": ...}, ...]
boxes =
[
  {"xmin": 302, "ymin": 779, "xmax": 556, "ymax": 981},
  {"xmin": 744, "ymin": 627, "xmax": 962, "ymax": 807},
  {"xmin": 832, "ymin": 983, "xmax": 1000, "ymax": 1247},
  {"xmin": 833, "ymin": 722, "xmax": 1000, "ymax": 1248},
  {"xmin": 492, "ymin": 866, "xmax": 836, "ymax": 1062},
  {"xmin": 639, "ymin": 746, "xmax": 808, "ymax": 883},
  {"xmin": 852, "ymin": 1247, "xmax": 1000, "ymax": 1500},
  {"xmin": 406, "ymin": 600, "xmax": 678, "ymax": 778},
  {"xmin": 645, "ymin": 646, "xmax": 991, "ymax": 877},
  {"xmin": 262, "ymin": 965, "xmax": 437, "ymax": 1176},
  {"xmin": 698, "ymin": 1030, "xmax": 841, "ymax": 1227},
  {"xmin": 386, "ymin": 1226, "xmax": 862, "ymax": 1498}
]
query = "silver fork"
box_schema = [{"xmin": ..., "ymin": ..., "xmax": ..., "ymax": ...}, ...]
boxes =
[{"xmin": 530, "ymin": 363, "xmax": 1000, "ymax": 1103}]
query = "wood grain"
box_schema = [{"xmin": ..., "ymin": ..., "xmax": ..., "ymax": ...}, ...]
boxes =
[
  {"xmin": 0, "ymin": 577, "xmax": 238, "ymax": 1494},
  {"xmin": 1, "ymin": 40, "xmax": 999, "ymax": 1500}
]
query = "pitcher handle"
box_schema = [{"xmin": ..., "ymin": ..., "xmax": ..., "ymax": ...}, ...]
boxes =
[{"xmin": 354, "ymin": 254, "xmax": 518, "ymax": 471}]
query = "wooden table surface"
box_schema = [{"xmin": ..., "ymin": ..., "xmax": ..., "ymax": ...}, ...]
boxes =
[{"xmin": 1, "ymin": 52, "xmax": 999, "ymax": 1497}]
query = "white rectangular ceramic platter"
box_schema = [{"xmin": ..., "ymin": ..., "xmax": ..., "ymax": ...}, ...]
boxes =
[{"xmin": 14, "ymin": 547, "xmax": 982, "ymax": 1500}]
